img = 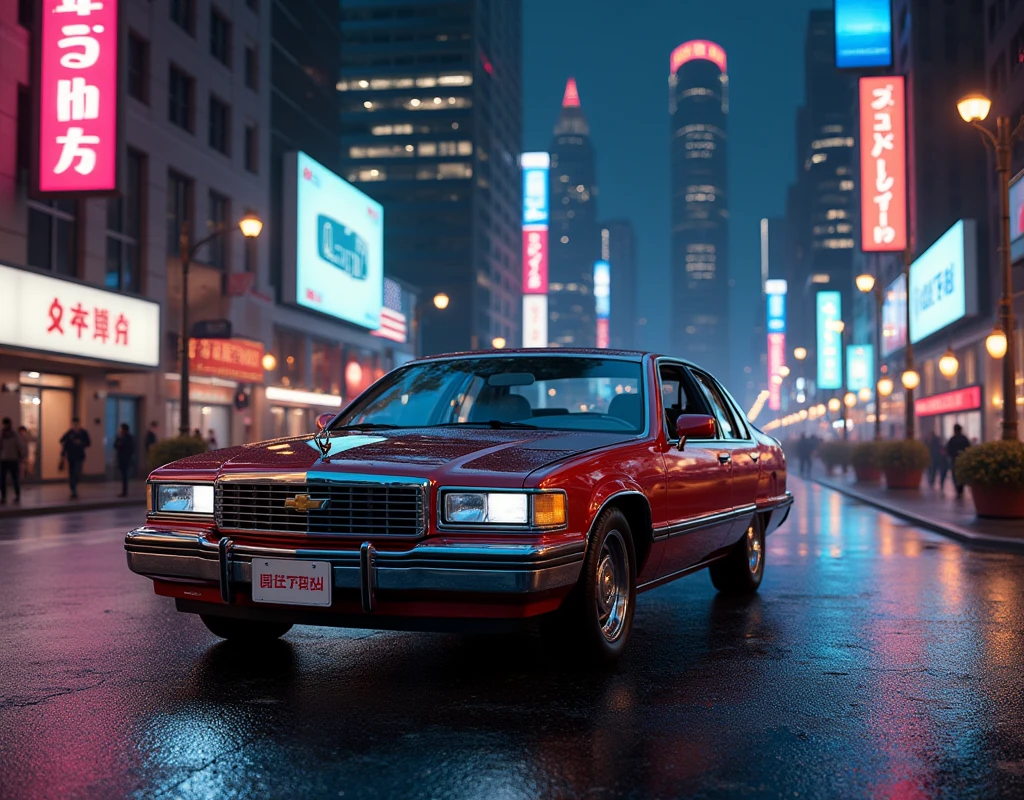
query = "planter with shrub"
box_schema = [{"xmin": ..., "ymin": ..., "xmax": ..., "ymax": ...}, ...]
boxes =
[
  {"xmin": 850, "ymin": 440, "xmax": 885, "ymax": 484},
  {"xmin": 954, "ymin": 440, "xmax": 1024, "ymax": 519},
  {"xmin": 881, "ymin": 439, "xmax": 930, "ymax": 489},
  {"xmin": 147, "ymin": 435, "xmax": 209, "ymax": 472},
  {"xmin": 817, "ymin": 440, "xmax": 852, "ymax": 475}
]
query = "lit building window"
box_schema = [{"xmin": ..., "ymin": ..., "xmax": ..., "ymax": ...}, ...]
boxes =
[
  {"xmin": 826, "ymin": 209, "xmax": 848, "ymax": 220},
  {"xmin": 560, "ymin": 236, "xmax": 569, "ymax": 244},
  {"xmin": 822, "ymin": 238, "xmax": 854, "ymax": 249},
  {"xmin": 811, "ymin": 153, "xmax": 827, "ymax": 164},
  {"xmin": 811, "ymin": 137, "xmax": 855, "ymax": 149},
  {"xmin": 839, "ymin": 180, "xmax": 855, "ymax": 191}
]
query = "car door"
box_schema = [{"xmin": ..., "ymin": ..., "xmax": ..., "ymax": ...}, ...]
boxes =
[
  {"xmin": 655, "ymin": 362, "xmax": 734, "ymax": 579},
  {"xmin": 691, "ymin": 369, "xmax": 759, "ymax": 548}
]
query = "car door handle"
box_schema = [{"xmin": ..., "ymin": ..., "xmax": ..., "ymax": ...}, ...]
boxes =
[{"xmin": 718, "ymin": 452, "xmax": 731, "ymax": 465}]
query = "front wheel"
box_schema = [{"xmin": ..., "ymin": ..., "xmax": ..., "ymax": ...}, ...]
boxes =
[
  {"xmin": 200, "ymin": 614, "xmax": 293, "ymax": 643},
  {"xmin": 541, "ymin": 508, "xmax": 636, "ymax": 665},
  {"xmin": 709, "ymin": 515, "xmax": 765, "ymax": 595}
]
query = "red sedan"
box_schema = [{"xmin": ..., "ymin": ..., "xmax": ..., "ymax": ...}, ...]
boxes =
[{"xmin": 126, "ymin": 350, "xmax": 792, "ymax": 663}]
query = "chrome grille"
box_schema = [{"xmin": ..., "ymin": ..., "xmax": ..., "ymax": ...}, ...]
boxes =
[{"xmin": 216, "ymin": 481, "xmax": 427, "ymax": 537}]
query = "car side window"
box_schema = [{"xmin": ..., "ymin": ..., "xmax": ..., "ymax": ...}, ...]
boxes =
[
  {"xmin": 691, "ymin": 370, "xmax": 740, "ymax": 440},
  {"xmin": 657, "ymin": 363, "xmax": 706, "ymax": 440}
]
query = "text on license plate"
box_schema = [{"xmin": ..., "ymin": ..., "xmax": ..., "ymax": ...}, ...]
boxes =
[{"xmin": 251, "ymin": 559, "xmax": 332, "ymax": 607}]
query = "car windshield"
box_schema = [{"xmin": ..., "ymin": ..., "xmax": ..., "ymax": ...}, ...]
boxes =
[{"xmin": 333, "ymin": 356, "xmax": 646, "ymax": 434}]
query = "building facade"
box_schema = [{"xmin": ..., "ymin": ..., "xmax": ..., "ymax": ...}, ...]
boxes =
[
  {"xmin": 600, "ymin": 219, "xmax": 637, "ymax": 351},
  {"xmin": 548, "ymin": 77, "xmax": 598, "ymax": 348},
  {"xmin": 338, "ymin": 0, "xmax": 522, "ymax": 355},
  {"xmin": 0, "ymin": 0, "xmax": 407, "ymax": 487},
  {"xmin": 669, "ymin": 40, "xmax": 729, "ymax": 373}
]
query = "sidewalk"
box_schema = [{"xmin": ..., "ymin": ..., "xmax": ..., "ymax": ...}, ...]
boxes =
[
  {"xmin": 0, "ymin": 479, "xmax": 147, "ymax": 519},
  {"xmin": 806, "ymin": 468, "xmax": 1024, "ymax": 551}
]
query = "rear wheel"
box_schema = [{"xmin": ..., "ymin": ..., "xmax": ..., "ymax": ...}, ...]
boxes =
[
  {"xmin": 709, "ymin": 515, "xmax": 765, "ymax": 595},
  {"xmin": 200, "ymin": 614, "xmax": 293, "ymax": 642},
  {"xmin": 541, "ymin": 508, "xmax": 636, "ymax": 665}
]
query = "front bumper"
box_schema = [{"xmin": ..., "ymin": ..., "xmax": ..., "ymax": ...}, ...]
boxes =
[{"xmin": 125, "ymin": 528, "xmax": 585, "ymax": 608}]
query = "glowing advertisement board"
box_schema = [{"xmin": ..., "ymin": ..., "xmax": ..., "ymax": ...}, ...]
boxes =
[
  {"xmin": 835, "ymin": 0, "xmax": 893, "ymax": 69},
  {"xmin": 1012, "ymin": 170, "xmax": 1024, "ymax": 263},
  {"xmin": 282, "ymin": 152, "xmax": 383, "ymax": 330},
  {"xmin": 765, "ymin": 279, "xmax": 787, "ymax": 411},
  {"xmin": 908, "ymin": 220, "xmax": 977, "ymax": 344},
  {"xmin": 36, "ymin": 0, "xmax": 122, "ymax": 195},
  {"xmin": 859, "ymin": 76, "xmax": 906, "ymax": 252},
  {"xmin": 522, "ymin": 152, "xmax": 550, "ymax": 346},
  {"xmin": 846, "ymin": 344, "xmax": 874, "ymax": 393},
  {"xmin": 816, "ymin": 291, "xmax": 843, "ymax": 391},
  {"xmin": 594, "ymin": 260, "xmax": 610, "ymax": 349},
  {"xmin": 880, "ymin": 273, "xmax": 907, "ymax": 357}
]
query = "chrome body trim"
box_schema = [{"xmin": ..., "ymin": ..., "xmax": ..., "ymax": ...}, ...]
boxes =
[
  {"xmin": 652, "ymin": 503, "xmax": 759, "ymax": 542},
  {"xmin": 125, "ymin": 527, "xmax": 585, "ymax": 595}
]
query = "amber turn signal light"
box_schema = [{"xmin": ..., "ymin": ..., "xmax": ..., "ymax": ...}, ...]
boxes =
[{"xmin": 532, "ymin": 493, "xmax": 566, "ymax": 527}]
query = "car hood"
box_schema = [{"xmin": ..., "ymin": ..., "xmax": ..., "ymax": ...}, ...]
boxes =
[{"xmin": 154, "ymin": 428, "xmax": 634, "ymax": 484}]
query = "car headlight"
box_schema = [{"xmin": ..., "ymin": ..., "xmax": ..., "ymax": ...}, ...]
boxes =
[
  {"xmin": 442, "ymin": 491, "xmax": 566, "ymax": 527},
  {"xmin": 152, "ymin": 484, "xmax": 214, "ymax": 515}
]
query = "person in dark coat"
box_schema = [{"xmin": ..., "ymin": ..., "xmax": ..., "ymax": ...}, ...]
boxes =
[
  {"xmin": 1, "ymin": 417, "xmax": 26, "ymax": 504},
  {"xmin": 144, "ymin": 420, "xmax": 159, "ymax": 453},
  {"xmin": 926, "ymin": 432, "xmax": 949, "ymax": 489},
  {"xmin": 113, "ymin": 423, "xmax": 135, "ymax": 498},
  {"xmin": 59, "ymin": 418, "xmax": 91, "ymax": 499},
  {"xmin": 946, "ymin": 424, "xmax": 972, "ymax": 499}
]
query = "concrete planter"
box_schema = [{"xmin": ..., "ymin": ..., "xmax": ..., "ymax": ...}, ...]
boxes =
[
  {"xmin": 970, "ymin": 485, "xmax": 1024, "ymax": 519},
  {"xmin": 884, "ymin": 467, "xmax": 923, "ymax": 490}
]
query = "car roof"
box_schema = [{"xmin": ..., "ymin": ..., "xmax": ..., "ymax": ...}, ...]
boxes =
[{"xmin": 412, "ymin": 347, "xmax": 700, "ymax": 368}]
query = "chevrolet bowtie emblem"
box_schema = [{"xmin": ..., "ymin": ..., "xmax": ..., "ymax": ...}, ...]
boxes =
[{"xmin": 284, "ymin": 494, "xmax": 327, "ymax": 513}]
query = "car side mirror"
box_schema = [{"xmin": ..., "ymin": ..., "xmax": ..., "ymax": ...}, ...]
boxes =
[
  {"xmin": 315, "ymin": 412, "xmax": 336, "ymax": 432},
  {"xmin": 674, "ymin": 414, "xmax": 716, "ymax": 450}
]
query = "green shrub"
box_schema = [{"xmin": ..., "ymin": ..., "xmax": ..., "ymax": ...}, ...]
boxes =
[
  {"xmin": 147, "ymin": 435, "xmax": 209, "ymax": 472},
  {"xmin": 881, "ymin": 439, "xmax": 930, "ymax": 471},
  {"xmin": 954, "ymin": 440, "xmax": 1024, "ymax": 488},
  {"xmin": 851, "ymin": 440, "xmax": 885, "ymax": 469},
  {"xmin": 818, "ymin": 440, "xmax": 853, "ymax": 469}
]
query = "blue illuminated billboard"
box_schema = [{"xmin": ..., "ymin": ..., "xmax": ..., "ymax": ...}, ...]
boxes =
[
  {"xmin": 593, "ymin": 260, "xmax": 610, "ymax": 319},
  {"xmin": 282, "ymin": 151, "xmax": 384, "ymax": 330},
  {"xmin": 522, "ymin": 152, "xmax": 550, "ymax": 227},
  {"xmin": 846, "ymin": 344, "xmax": 874, "ymax": 392},
  {"xmin": 908, "ymin": 220, "xmax": 978, "ymax": 344},
  {"xmin": 835, "ymin": 0, "xmax": 893, "ymax": 69},
  {"xmin": 816, "ymin": 291, "xmax": 842, "ymax": 390},
  {"xmin": 766, "ymin": 279, "xmax": 787, "ymax": 334}
]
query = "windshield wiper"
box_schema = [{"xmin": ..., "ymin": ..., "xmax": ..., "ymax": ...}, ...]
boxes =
[
  {"xmin": 334, "ymin": 423, "xmax": 401, "ymax": 431},
  {"xmin": 435, "ymin": 420, "xmax": 539, "ymax": 430}
]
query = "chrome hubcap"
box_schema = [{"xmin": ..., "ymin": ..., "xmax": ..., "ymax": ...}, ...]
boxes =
[
  {"xmin": 746, "ymin": 525, "xmax": 763, "ymax": 574},
  {"xmin": 596, "ymin": 530, "xmax": 629, "ymax": 642}
]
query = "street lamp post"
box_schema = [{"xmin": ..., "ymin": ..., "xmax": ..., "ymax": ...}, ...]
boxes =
[
  {"xmin": 178, "ymin": 214, "xmax": 263, "ymax": 436},
  {"xmin": 410, "ymin": 292, "xmax": 451, "ymax": 357},
  {"xmin": 856, "ymin": 270, "xmax": 885, "ymax": 440},
  {"xmin": 900, "ymin": 247, "xmax": 919, "ymax": 441},
  {"xmin": 958, "ymin": 92, "xmax": 1021, "ymax": 440}
]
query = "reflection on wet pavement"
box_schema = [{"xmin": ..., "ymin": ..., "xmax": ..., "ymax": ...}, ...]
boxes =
[{"xmin": 2, "ymin": 480, "xmax": 1024, "ymax": 798}]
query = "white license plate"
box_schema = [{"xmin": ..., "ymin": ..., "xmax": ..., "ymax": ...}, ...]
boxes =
[{"xmin": 251, "ymin": 559, "xmax": 332, "ymax": 607}]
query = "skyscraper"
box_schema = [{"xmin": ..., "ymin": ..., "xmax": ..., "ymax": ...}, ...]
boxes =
[
  {"xmin": 669, "ymin": 40, "xmax": 729, "ymax": 372},
  {"xmin": 338, "ymin": 0, "xmax": 522, "ymax": 355},
  {"xmin": 548, "ymin": 78, "xmax": 598, "ymax": 348},
  {"xmin": 600, "ymin": 220, "xmax": 638, "ymax": 350}
]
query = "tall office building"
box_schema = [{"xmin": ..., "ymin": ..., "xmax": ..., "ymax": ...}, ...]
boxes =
[
  {"xmin": 338, "ymin": 0, "xmax": 522, "ymax": 355},
  {"xmin": 669, "ymin": 40, "xmax": 729, "ymax": 371},
  {"xmin": 548, "ymin": 77, "xmax": 598, "ymax": 348},
  {"xmin": 600, "ymin": 220, "xmax": 638, "ymax": 350}
]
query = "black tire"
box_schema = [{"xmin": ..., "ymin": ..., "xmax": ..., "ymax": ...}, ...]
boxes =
[
  {"xmin": 709, "ymin": 514, "xmax": 765, "ymax": 595},
  {"xmin": 200, "ymin": 614, "xmax": 293, "ymax": 642},
  {"xmin": 541, "ymin": 508, "xmax": 636, "ymax": 665}
]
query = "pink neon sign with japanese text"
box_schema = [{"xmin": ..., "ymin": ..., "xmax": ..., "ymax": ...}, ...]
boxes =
[{"xmin": 38, "ymin": 0, "xmax": 120, "ymax": 194}]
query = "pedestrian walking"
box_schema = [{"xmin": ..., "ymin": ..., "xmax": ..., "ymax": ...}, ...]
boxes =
[
  {"xmin": 59, "ymin": 418, "xmax": 91, "ymax": 500},
  {"xmin": 797, "ymin": 433, "xmax": 812, "ymax": 476},
  {"xmin": 946, "ymin": 424, "xmax": 972, "ymax": 499},
  {"xmin": 113, "ymin": 423, "xmax": 135, "ymax": 498},
  {"xmin": 17, "ymin": 425, "xmax": 31, "ymax": 479},
  {"xmin": 207, "ymin": 429, "xmax": 218, "ymax": 450},
  {"xmin": 1, "ymin": 417, "xmax": 26, "ymax": 504},
  {"xmin": 144, "ymin": 420, "xmax": 159, "ymax": 453},
  {"xmin": 926, "ymin": 432, "xmax": 949, "ymax": 489}
]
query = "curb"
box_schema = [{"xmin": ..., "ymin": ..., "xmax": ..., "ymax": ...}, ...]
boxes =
[
  {"xmin": 807, "ymin": 476, "xmax": 1024, "ymax": 553},
  {"xmin": 0, "ymin": 498, "xmax": 145, "ymax": 519}
]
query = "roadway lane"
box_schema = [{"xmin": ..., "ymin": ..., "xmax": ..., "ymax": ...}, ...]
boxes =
[{"xmin": 2, "ymin": 478, "xmax": 1024, "ymax": 799}]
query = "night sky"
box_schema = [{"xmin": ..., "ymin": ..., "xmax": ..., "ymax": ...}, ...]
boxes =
[{"xmin": 523, "ymin": 0, "xmax": 828, "ymax": 374}]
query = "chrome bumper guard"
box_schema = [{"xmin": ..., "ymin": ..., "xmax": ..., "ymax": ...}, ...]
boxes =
[{"xmin": 125, "ymin": 528, "xmax": 586, "ymax": 599}]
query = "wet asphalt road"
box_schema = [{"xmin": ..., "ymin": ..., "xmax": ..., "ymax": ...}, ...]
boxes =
[{"xmin": 3, "ymin": 477, "xmax": 1024, "ymax": 800}]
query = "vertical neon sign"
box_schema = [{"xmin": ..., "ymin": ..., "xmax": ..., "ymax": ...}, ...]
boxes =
[
  {"xmin": 765, "ymin": 279, "xmax": 787, "ymax": 411},
  {"xmin": 816, "ymin": 291, "xmax": 843, "ymax": 390},
  {"xmin": 522, "ymin": 152, "xmax": 549, "ymax": 347},
  {"xmin": 859, "ymin": 75, "xmax": 906, "ymax": 252},
  {"xmin": 594, "ymin": 260, "xmax": 610, "ymax": 348},
  {"xmin": 37, "ymin": 0, "xmax": 121, "ymax": 195}
]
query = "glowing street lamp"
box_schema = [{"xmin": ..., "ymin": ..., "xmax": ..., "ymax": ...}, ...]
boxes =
[
  {"xmin": 827, "ymin": 397, "xmax": 841, "ymax": 413},
  {"xmin": 844, "ymin": 392, "xmax": 857, "ymax": 409},
  {"xmin": 855, "ymin": 273, "xmax": 876, "ymax": 294},
  {"xmin": 858, "ymin": 387, "xmax": 872, "ymax": 403},
  {"xmin": 901, "ymin": 369, "xmax": 920, "ymax": 391},
  {"xmin": 433, "ymin": 292, "xmax": 450, "ymax": 310},
  {"xmin": 938, "ymin": 349, "xmax": 959, "ymax": 379},
  {"xmin": 793, "ymin": 347, "xmax": 807, "ymax": 361},
  {"xmin": 491, "ymin": 337, "xmax": 506, "ymax": 350},
  {"xmin": 877, "ymin": 377, "xmax": 894, "ymax": 397},
  {"xmin": 986, "ymin": 325, "xmax": 1008, "ymax": 359}
]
